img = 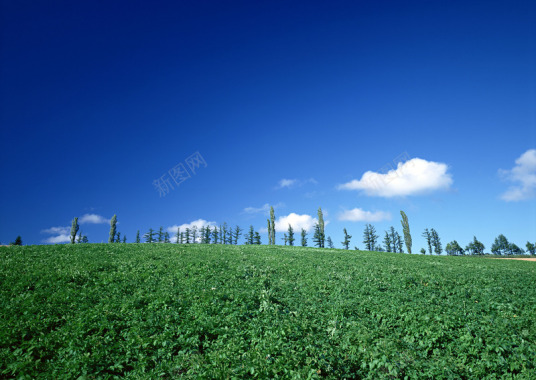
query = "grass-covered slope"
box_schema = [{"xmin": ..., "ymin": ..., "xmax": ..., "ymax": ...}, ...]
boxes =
[{"xmin": 1, "ymin": 244, "xmax": 535, "ymax": 378}]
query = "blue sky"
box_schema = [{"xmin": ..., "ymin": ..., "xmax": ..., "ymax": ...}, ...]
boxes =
[{"xmin": 1, "ymin": 0, "xmax": 535, "ymax": 251}]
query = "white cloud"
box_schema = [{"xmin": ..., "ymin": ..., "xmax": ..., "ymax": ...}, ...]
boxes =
[
  {"xmin": 274, "ymin": 213, "xmax": 318, "ymax": 232},
  {"xmin": 276, "ymin": 178, "xmax": 317, "ymax": 189},
  {"xmin": 338, "ymin": 158, "xmax": 452, "ymax": 197},
  {"xmin": 278, "ymin": 179, "xmax": 298, "ymax": 188},
  {"xmin": 79, "ymin": 214, "xmax": 110, "ymax": 224},
  {"xmin": 167, "ymin": 219, "xmax": 217, "ymax": 243},
  {"xmin": 44, "ymin": 234, "xmax": 71, "ymax": 244},
  {"xmin": 41, "ymin": 226, "xmax": 71, "ymax": 244},
  {"xmin": 243, "ymin": 202, "xmax": 284, "ymax": 215},
  {"xmin": 499, "ymin": 149, "xmax": 536, "ymax": 201},
  {"xmin": 338, "ymin": 208, "xmax": 391, "ymax": 222}
]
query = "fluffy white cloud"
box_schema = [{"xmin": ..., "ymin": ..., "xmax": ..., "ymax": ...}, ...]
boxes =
[
  {"xmin": 41, "ymin": 226, "xmax": 71, "ymax": 244},
  {"xmin": 79, "ymin": 214, "xmax": 110, "ymax": 224},
  {"xmin": 338, "ymin": 208, "xmax": 391, "ymax": 222},
  {"xmin": 274, "ymin": 213, "xmax": 318, "ymax": 232},
  {"xmin": 338, "ymin": 158, "xmax": 452, "ymax": 197},
  {"xmin": 167, "ymin": 219, "xmax": 217, "ymax": 242},
  {"xmin": 499, "ymin": 149, "xmax": 536, "ymax": 201},
  {"xmin": 278, "ymin": 179, "xmax": 298, "ymax": 188}
]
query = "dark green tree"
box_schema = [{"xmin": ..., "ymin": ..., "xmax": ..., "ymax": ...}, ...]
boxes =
[
  {"xmin": 212, "ymin": 227, "xmax": 219, "ymax": 244},
  {"xmin": 342, "ymin": 228, "xmax": 352, "ymax": 250},
  {"xmin": 144, "ymin": 228, "xmax": 154, "ymax": 243},
  {"xmin": 185, "ymin": 228, "xmax": 191, "ymax": 244},
  {"xmin": 422, "ymin": 228, "xmax": 432, "ymax": 254},
  {"xmin": 420, "ymin": 248, "xmax": 426, "ymax": 254},
  {"xmin": 70, "ymin": 217, "xmax": 79, "ymax": 244},
  {"xmin": 116, "ymin": 232, "xmax": 121, "ymax": 243},
  {"xmin": 81, "ymin": 235, "xmax": 88, "ymax": 244},
  {"xmin": 327, "ymin": 236, "xmax": 334, "ymax": 249},
  {"xmin": 465, "ymin": 236, "xmax": 485, "ymax": 255},
  {"xmin": 123, "ymin": 235, "xmax": 127, "ymax": 243},
  {"xmin": 136, "ymin": 230, "xmax": 140, "ymax": 243},
  {"xmin": 491, "ymin": 234, "xmax": 509, "ymax": 255},
  {"xmin": 383, "ymin": 231, "xmax": 392, "ymax": 252},
  {"xmin": 221, "ymin": 223, "xmax": 227, "ymax": 244},
  {"xmin": 526, "ymin": 242, "xmax": 535, "ymax": 255},
  {"xmin": 164, "ymin": 232, "xmax": 170, "ymax": 243},
  {"xmin": 267, "ymin": 219, "xmax": 272, "ymax": 245},
  {"xmin": 446, "ymin": 240, "xmax": 464, "ymax": 256},
  {"xmin": 109, "ymin": 214, "xmax": 117, "ymax": 243},
  {"xmin": 508, "ymin": 243, "xmax": 524, "ymax": 255},
  {"xmin": 11, "ymin": 236, "xmax": 22, "ymax": 246},
  {"xmin": 175, "ymin": 228, "xmax": 181, "ymax": 244},
  {"xmin": 77, "ymin": 231, "xmax": 82, "ymax": 244},
  {"xmin": 395, "ymin": 232, "xmax": 404, "ymax": 253},
  {"xmin": 282, "ymin": 233, "xmax": 288, "ymax": 245},
  {"xmin": 400, "ymin": 211, "xmax": 412, "ymax": 254},
  {"xmin": 192, "ymin": 226, "xmax": 198, "ymax": 243},
  {"xmin": 233, "ymin": 226, "xmax": 243, "ymax": 245},
  {"xmin": 246, "ymin": 225, "xmax": 255, "ymax": 245},
  {"xmin": 313, "ymin": 223, "xmax": 322, "ymax": 247},
  {"xmin": 288, "ymin": 224, "xmax": 295, "ymax": 246},
  {"xmin": 430, "ymin": 228, "xmax": 442, "ymax": 255},
  {"xmin": 301, "ymin": 229, "xmax": 307, "ymax": 247},
  {"xmin": 254, "ymin": 232, "xmax": 261, "ymax": 245},
  {"xmin": 363, "ymin": 224, "xmax": 378, "ymax": 251}
]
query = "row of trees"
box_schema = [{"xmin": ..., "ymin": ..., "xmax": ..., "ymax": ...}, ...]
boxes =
[{"xmin": 62, "ymin": 210, "xmax": 535, "ymax": 256}]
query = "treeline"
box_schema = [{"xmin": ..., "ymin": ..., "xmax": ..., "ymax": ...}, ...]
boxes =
[{"xmin": 61, "ymin": 211, "xmax": 535, "ymax": 256}]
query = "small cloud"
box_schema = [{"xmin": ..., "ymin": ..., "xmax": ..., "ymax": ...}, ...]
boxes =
[
  {"xmin": 338, "ymin": 208, "xmax": 391, "ymax": 222},
  {"xmin": 274, "ymin": 213, "xmax": 318, "ymax": 233},
  {"xmin": 41, "ymin": 226, "xmax": 71, "ymax": 244},
  {"xmin": 499, "ymin": 149, "xmax": 536, "ymax": 201},
  {"xmin": 79, "ymin": 214, "xmax": 110, "ymax": 224},
  {"xmin": 338, "ymin": 158, "xmax": 452, "ymax": 197},
  {"xmin": 276, "ymin": 178, "xmax": 317, "ymax": 189},
  {"xmin": 277, "ymin": 179, "xmax": 298, "ymax": 189},
  {"xmin": 243, "ymin": 202, "xmax": 284, "ymax": 215}
]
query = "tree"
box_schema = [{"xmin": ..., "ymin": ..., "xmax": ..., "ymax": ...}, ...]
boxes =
[
  {"xmin": 342, "ymin": 228, "xmax": 352, "ymax": 250},
  {"xmin": 123, "ymin": 235, "xmax": 127, "ymax": 243},
  {"xmin": 144, "ymin": 228, "xmax": 155, "ymax": 243},
  {"xmin": 192, "ymin": 226, "xmax": 198, "ymax": 243},
  {"xmin": 288, "ymin": 224, "xmax": 295, "ymax": 246},
  {"xmin": 185, "ymin": 228, "xmax": 191, "ymax": 244},
  {"xmin": 317, "ymin": 207, "xmax": 325, "ymax": 248},
  {"xmin": 282, "ymin": 233, "xmax": 288, "ymax": 245},
  {"xmin": 212, "ymin": 227, "xmax": 219, "ymax": 244},
  {"xmin": 81, "ymin": 235, "xmax": 88, "ymax": 244},
  {"xmin": 164, "ymin": 232, "xmax": 170, "ymax": 243},
  {"xmin": 116, "ymin": 232, "xmax": 121, "ymax": 243},
  {"xmin": 383, "ymin": 231, "xmax": 392, "ymax": 252},
  {"xmin": 204, "ymin": 227, "xmax": 211, "ymax": 244},
  {"xmin": 400, "ymin": 211, "xmax": 412, "ymax": 254},
  {"xmin": 446, "ymin": 240, "xmax": 464, "ymax": 256},
  {"xmin": 363, "ymin": 224, "xmax": 378, "ymax": 251},
  {"xmin": 526, "ymin": 242, "xmax": 535, "ymax": 255},
  {"xmin": 221, "ymin": 223, "xmax": 227, "ymax": 245},
  {"xmin": 491, "ymin": 234, "xmax": 509, "ymax": 255},
  {"xmin": 77, "ymin": 231, "xmax": 82, "ymax": 244},
  {"xmin": 420, "ymin": 248, "xmax": 426, "ymax": 255},
  {"xmin": 11, "ymin": 236, "xmax": 22, "ymax": 246},
  {"xmin": 430, "ymin": 228, "xmax": 442, "ymax": 255},
  {"xmin": 465, "ymin": 236, "xmax": 485, "ymax": 255},
  {"xmin": 136, "ymin": 230, "xmax": 140, "ymax": 244},
  {"xmin": 70, "ymin": 217, "xmax": 79, "ymax": 244},
  {"xmin": 301, "ymin": 229, "xmax": 307, "ymax": 247},
  {"xmin": 327, "ymin": 236, "xmax": 334, "ymax": 249},
  {"xmin": 109, "ymin": 215, "xmax": 117, "ymax": 243},
  {"xmin": 267, "ymin": 219, "xmax": 272, "ymax": 245},
  {"xmin": 175, "ymin": 228, "xmax": 181, "ymax": 244},
  {"xmin": 313, "ymin": 224, "xmax": 322, "ymax": 247},
  {"xmin": 422, "ymin": 229, "xmax": 432, "ymax": 254},
  {"xmin": 254, "ymin": 232, "xmax": 261, "ymax": 245},
  {"xmin": 395, "ymin": 232, "xmax": 404, "ymax": 253},
  {"xmin": 508, "ymin": 243, "xmax": 524, "ymax": 255},
  {"xmin": 245, "ymin": 225, "xmax": 255, "ymax": 244},
  {"xmin": 270, "ymin": 207, "xmax": 276, "ymax": 245}
]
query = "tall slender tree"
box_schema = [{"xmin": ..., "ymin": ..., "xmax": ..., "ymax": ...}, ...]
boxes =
[
  {"xmin": 185, "ymin": 228, "xmax": 191, "ymax": 244},
  {"xmin": 313, "ymin": 223, "xmax": 322, "ymax": 247},
  {"xmin": 270, "ymin": 207, "xmax": 276, "ymax": 245},
  {"xmin": 430, "ymin": 228, "xmax": 442, "ymax": 255},
  {"xmin": 317, "ymin": 207, "xmax": 325, "ymax": 248},
  {"xmin": 246, "ymin": 225, "xmax": 255, "ymax": 244},
  {"xmin": 164, "ymin": 232, "xmax": 170, "ymax": 243},
  {"xmin": 175, "ymin": 228, "xmax": 181, "ymax": 244},
  {"xmin": 254, "ymin": 232, "xmax": 261, "ymax": 245},
  {"xmin": 363, "ymin": 224, "xmax": 378, "ymax": 251},
  {"xmin": 123, "ymin": 235, "xmax": 127, "ymax": 243},
  {"xmin": 342, "ymin": 228, "xmax": 352, "ymax": 250},
  {"xmin": 212, "ymin": 226, "xmax": 219, "ymax": 244},
  {"xmin": 267, "ymin": 219, "xmax": 272, "ymax": 245},
  {"xmin": 288, "ymin": 224, "xmax": 295, "ymax": 246},
  {"xmin": 400, "ymin": 211, "xmax": 412, "ymax": 254},
  {"xmin": 116, "ymin": 232, "xmax": 121, "ymax": 243},
  {"xmin": 327, "ymin": 236, "xmax": 334, "ymax": 249},
  {"xmin": 109, "ymin": 214, "xmax": 117, "ymax": 243},
  {"xmin": 383, "ymin": 231, "xmax": 392, "ymax": 252},
  {"xmin": 144, "ymin": 228, "xmax": 154, "ymax": 243},
  {"xmin": 70, "ymin": 217, "xmax": 79, "ymax": 244},
  {"xmin": 282, "ymin": 233, "xmax": 288, "ymax": 245},
  {"xmin": 233, "ymin": 225, "xmax": 242, "ymax": 245},
  {"xmin": 395, "ymin": 232, "xmax": 404, "ymax": 253},
  {"xmin": 301, "ymin": 229, "xmax": 308, "ymax": 247},
  {"xmin": 136, "ymin": 230, "xmax": 140, "ymax": 244}
]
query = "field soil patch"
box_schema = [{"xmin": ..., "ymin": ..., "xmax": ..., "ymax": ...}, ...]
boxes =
[{"xmin": 492, "ymin": 257, "xmax": 536, "ymax": 261}]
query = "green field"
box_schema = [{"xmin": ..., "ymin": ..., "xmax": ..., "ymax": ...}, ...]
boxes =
[{"xmin": 1, "ymin": 244, "xmax": 535, "ymax": 379}]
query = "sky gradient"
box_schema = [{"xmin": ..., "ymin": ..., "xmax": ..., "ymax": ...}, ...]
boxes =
[{"xmin": 1, "ymin": 1, "xmax": 535, "ymax": 251}]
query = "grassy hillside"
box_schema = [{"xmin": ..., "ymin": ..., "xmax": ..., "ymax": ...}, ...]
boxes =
[{"xmin": 1, "ymin": 244, "xmax": 535, "ymax": 379}]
